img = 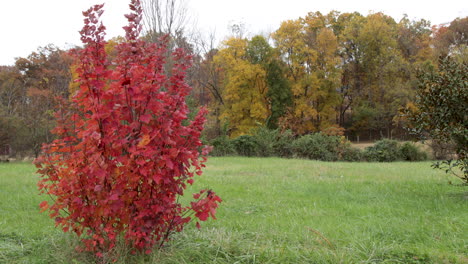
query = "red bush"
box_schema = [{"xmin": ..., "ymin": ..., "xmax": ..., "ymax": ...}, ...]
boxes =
[{"xmin": 35, "ymin": 0, "xmax": 220, "ymax": 255}]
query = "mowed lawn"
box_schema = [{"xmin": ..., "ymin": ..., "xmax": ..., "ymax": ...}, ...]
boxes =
[{"xmin": 0, "ymin": 158, "xmax": 467, "ymax": 263}]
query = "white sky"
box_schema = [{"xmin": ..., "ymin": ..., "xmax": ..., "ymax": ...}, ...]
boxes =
[{"xmin": 0, "ymin": 0, "xmax": 467, "ymax": 66}]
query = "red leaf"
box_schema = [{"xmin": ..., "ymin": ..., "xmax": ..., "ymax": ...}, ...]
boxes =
[
  {"xmin": 39, "ymin": 201, "xmax": 49, "ymax": 212},
  {"xmin": 166, "ymin": 159, "xmax": 174, "ymax": 170},
  {"xmin": 169, "ymin": 148, "xmax": 178, "ymax": 158},
  {"xmin": 197, "ymin": 212, "xmax": 209, "ymax": 221},
  {"xmin": 140, "ymin": 114, "xmax": 151, "ymax": 124}
]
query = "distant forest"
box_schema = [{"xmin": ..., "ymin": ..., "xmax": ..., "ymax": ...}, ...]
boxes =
[{"xmin": 0, "ymin": 9, "xmax": 467, "ymax": 157}]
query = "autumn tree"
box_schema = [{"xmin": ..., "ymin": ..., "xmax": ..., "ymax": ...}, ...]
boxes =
[
  {"xmin": 214, "ymin": 37, "xmax": 269, "ymax": 137},
  {"xmin": 304, "ymin": 13, "xmax": 341, "ymax": 130},
  {"xmin": 14, "ymin": 45, "xmax": 72, "ymax": 156},
  {"xmin": 0, "ymin": 66, "xmax": 24, "ymax": 155},
  {"xmin": 336, "ymin": 12, "xmax": 414, "ymax": 140},
  {"xmin": 273, "ymin": 12, "xmax": 341, "ymax": 135},
  {"xmin": 432, "ymin": 17, "xmax": 468, "ymax": 63},
  {"xmin": 356, "ymin": 13, "xmax": 407, "ymax": 139},
  {"xmin": 397, "ymin": 15, "xmax": 433, "ymax": 64},
  {"xmin": 36, "ymin": 0, "xmax": 220, "ymax": 256},
  {"xmin": 334, "ymin": 12, "xmax": 366, "ymax": 130},
  {"xmin": 0, "ymin": 46, "xmax": 72, "ymax": 156}
]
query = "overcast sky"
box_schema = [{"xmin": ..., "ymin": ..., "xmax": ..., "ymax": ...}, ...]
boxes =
[{"xmin": 1, "ymin": 0, "xmax": 466, "ymax": 66}]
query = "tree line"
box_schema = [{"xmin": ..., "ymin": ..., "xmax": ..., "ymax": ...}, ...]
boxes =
[
  {"xmin": 0, "ymin": 9, "xmax": 467, "ymax": 157},
  {"xmin": 195, "ymin": 13, "xmax": 467, "ymax": 140}
]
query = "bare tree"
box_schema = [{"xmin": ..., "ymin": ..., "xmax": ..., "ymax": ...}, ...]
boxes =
[
  {"xmin": 228, "ymin": 21, "xmax": 248, "ymax": 39},
  {"xmin": 141, "ymin": 0, "xmax": 190, "ymax": 40}
]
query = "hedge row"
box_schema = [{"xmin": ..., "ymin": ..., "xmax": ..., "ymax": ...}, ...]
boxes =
[{"xmin": 208, "ymin": 128, "xmax": 428, "ymax": 162}]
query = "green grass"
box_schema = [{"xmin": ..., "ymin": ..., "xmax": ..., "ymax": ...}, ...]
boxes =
[{"xmin": 1, "ymin": 158, "xmax": 467, "ymax": 263}]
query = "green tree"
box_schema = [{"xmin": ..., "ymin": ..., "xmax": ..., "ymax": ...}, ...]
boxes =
[
  {"xmin": 407, "ymin": 57, "xmax": 467, "ymax": 183},
  {"xmin": 246, "ymin": 35, "xmax": 292, "ymax": 129},
  {"xmin": 265, "ymin": 60, "xmax": 292, "ymax": 129}
]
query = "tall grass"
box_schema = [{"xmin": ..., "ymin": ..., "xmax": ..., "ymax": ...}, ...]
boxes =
[{"xmin": 0, "ymin": 158, "xmax": 467, "ymax": 263}]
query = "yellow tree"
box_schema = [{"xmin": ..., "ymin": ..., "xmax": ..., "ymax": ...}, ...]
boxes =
[
  {"xmin": 273, "ymin": 13, "xmax": 341, "ymax": 135},
  {"xmin": 214, "ymin": 37, "xmax": 269, "ymax": 137},
  {"xmin": 314, "ymin": 27, "xmax": 341, "ymax": 130},
  {"xmin": 273, "ymin": 19, "xmax": 317, "ymax": 134}
]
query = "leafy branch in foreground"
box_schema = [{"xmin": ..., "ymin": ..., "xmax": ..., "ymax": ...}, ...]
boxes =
[{"xmin": 405, "ymin": 56, "xmax": 467, "ymax": 183}]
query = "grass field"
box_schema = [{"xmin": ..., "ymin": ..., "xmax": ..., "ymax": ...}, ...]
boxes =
[{"xmin": 0, "ymin": 158, "xmax": 467, "ymax": 263}]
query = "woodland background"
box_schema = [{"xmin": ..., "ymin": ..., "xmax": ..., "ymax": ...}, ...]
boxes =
[{"xmin": 0, "ymin": 7, "xmax": 467, "ymax": 157}]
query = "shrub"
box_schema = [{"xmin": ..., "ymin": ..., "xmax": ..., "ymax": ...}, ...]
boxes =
[
  {"xmin": 35, "ymin": 1, "xmax": 221, "ymax": 256},
  {"xmin": 273, "ymin": 129, "xmax": 295, "ymax": 158},
  {"xmin": 292, "ymin": 133, "xmax": 342, "ymax": 161},
  {"xmin": 232, "ymin": 135, "xmax": 260, "ymax": 157},
  {"xmin": 251, "ymin": 127, "xmax": 278, "ymax": 157},
  {"xmin": 209, "ymin": 136, "xmax": 236, "ymax": 156},
  {"xmin": 399, "ymin": 142, "xmax": 428, "ymax": 161},
  {"xmin": 208, "ymin": 128, "xmax": 295, "ymax": 158},
  {"xmin": 364, "ymin": 139, "xmax": 402, "ymax": 162},
  {"xmin": 341, "ymin": 145, "xmax": 364, "ymax": 162}
]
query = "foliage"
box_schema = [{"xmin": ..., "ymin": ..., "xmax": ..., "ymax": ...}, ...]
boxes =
[
  {"xmin": 399, "ymin": 142, "xmax": 428, "ymax": 161},
  {"xmin": 291, "ymin": 133, "xmax": 342, "ymax": 161},
  {"xmin": 273, "ymin": 13, "xmax": 342, "ymax": 135},
  {"xmin": 35, "ymin": 1, "xmax": 221, "ymax": 256},
  {"xmin": 246, "ymin": 36, "xmax": 292, "ymax": 129},
  {"xmin": 407, "ymin": 57, "xmax": 467, "ymax": 182},
  {"xmin": 341, "ymin": 144, "xmax": 364, "ymax": 162},
  {"xmin": 209, "ymin": 128, "xmax": 295, "ymax": 158},
  {"xmin": 231, "ymin": 135, "xmax": 260, "ymax": 157},
  {"xmin": 432, "ymin": 17, "xmax": 468, "ymax": 61},
  {"xmin": 214, "ymin": 37, "xmax": 269, "ymax": 137},
  {"xmin": 250, "ymin": 126, "xmax": 279, "ymax": 157},
  {"xmin": 271, "ymin": 129, "xmax": 296, "ymax": 158},
  {"xmin": 364, "ymin": 139, "xmax": 402, "ymax": 162},
  {"xmin": 265, "ymin": 60, "xmax": 293, "ymax": 129},
  {"xmin": 208, "ymin": 128, "xmax": 432, "ymax": 163},
  {"xmin": 208, "ymin": 135, "xmax": 236, "ymax": 157},
  {"xmin": 3, "ymin": 10, "xmax": 467, "ymax": 156},
  {"xmin": 0, "ymin": 46, "xmax": 72, "ymax": 157}
]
